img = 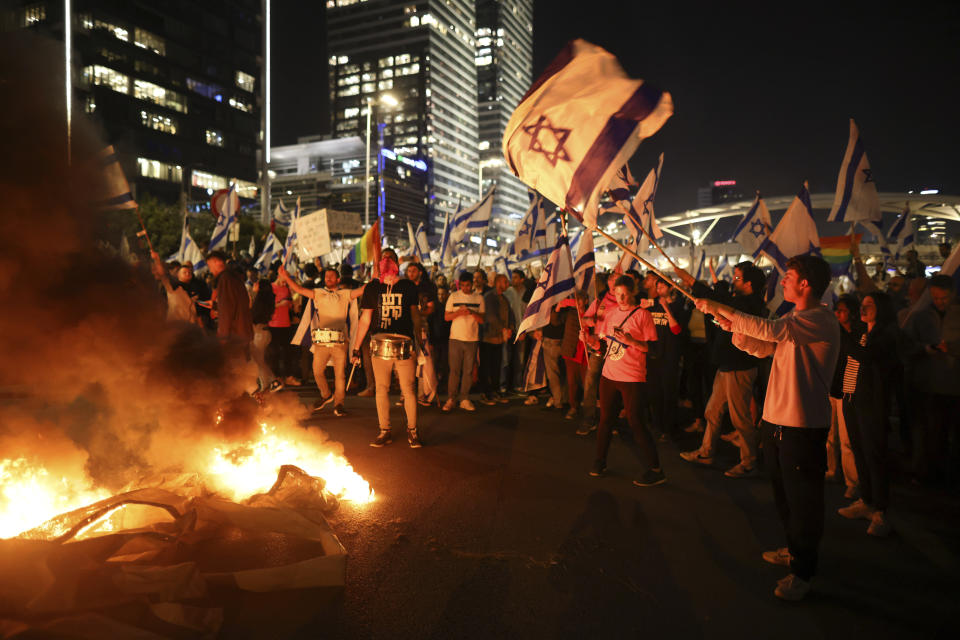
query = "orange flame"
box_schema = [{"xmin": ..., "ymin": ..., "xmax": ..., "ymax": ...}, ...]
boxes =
[
  {"xmin": 205, "ymin": 423, "xmax": 374, "ymax": 504},
  {"xmin": 0, "ymin": 457, "xmax": 110, "ymax": 539}
]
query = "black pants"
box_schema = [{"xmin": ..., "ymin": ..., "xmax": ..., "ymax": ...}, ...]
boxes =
[
  {"xmin": 762, "ymin": 422, "xmax": 828, "ymax": 581},
  {"xmin": 266, "ymin": 326, "xmax": 298, "ymax": 378},
  {"xmin": 842, "ymin": 395, "xmax": 889, "ymax": 510},
  {"xmin": 596, "ymin": 376, "xmax": 660, "ymax": 472},
  {"xmin": 478, "ymin": 342, "xmax": 503, "ymax": 396}
]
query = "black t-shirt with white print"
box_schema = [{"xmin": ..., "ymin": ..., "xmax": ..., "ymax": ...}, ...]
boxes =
[{"xmin": 360, "ymin": 278, "xmax": 418, "ymax": 338}]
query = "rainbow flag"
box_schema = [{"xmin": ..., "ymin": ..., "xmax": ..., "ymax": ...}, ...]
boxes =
[
  {"xmin": 346, "ymin": 220, "xmax": 381, "ymax": 265},
  {"xmin": 820, "ymin": 234, "xmax": 861, "ymax": 277}
]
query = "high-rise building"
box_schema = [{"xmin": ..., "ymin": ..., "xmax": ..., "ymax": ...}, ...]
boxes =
[
  {"xmin": 5, "ymin": 0, "xmax": 265, "ymax": 209},
  {"xmin": 326, "ymin": 0, "xmax": 478, "ymax": 241},
  {"xmin": 696, "ymin": 180, "xmax": 745, "ymax": 208},
  {"xmin": 475, "ymin": 0, "xmax": 533, "ymax": 243}
]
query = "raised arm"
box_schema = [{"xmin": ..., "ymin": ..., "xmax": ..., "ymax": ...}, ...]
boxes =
[{"xmin": 278, "ymin": 267, "xmax": 314, "ymax": 298}]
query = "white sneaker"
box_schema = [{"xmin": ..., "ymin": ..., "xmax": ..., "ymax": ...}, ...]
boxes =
[
  {"xmin": 762, "ymin": 547, "xmax": 792, "ymax": 567},
  {"xmin": 837, "ymin": 498, "xmax": 875, "ymax": 520},
  {"xmin": 459, "ymin": 399, "xmax": 476, "ymax": 412},
  {"xmin": 442, "ymin": 398, "xmax": 455, "ymax": 412},
  {"xmin": 546, "ymin": 397, "xmax": 555, "ymax": 408},
  {"xmin": 524, "ymin": 395, "xmax": 539, "ymax": 406},
  {"xmin": 866, "ymin": 510, "xmax": 891, "ymax": 537}
]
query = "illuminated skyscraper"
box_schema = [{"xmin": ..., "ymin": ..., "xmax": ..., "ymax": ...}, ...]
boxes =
[
  {"xmin": 475, "ymin": 0, "xmax": 533, "ymax": 242},
  {"xmin": 327, "ymin": 0, "xmax": 478, "ymax": 238}
]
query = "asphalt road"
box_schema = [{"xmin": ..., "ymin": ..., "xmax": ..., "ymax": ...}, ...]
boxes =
[{"xmin": 283, "ymin": 387, "xmax": 958, "ymax": 640}]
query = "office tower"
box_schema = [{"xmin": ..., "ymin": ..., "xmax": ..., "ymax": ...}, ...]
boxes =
[
  {"xmin": 327, "ymin": 0, "xmax": 478, "ymax": 240},
  {"xmin": 6, "ymin": 0, "xmax": 265, "ymax": 207},
  {"xmin": 475, "ymin": 0, "xmax": 533, "ymax": 243}
]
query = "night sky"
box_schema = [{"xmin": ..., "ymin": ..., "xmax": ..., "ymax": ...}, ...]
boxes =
[{"xmin": 273, "ymin": 0, "xmax": 960, "ymax": 218}]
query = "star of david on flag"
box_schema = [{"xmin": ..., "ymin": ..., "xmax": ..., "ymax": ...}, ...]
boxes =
[
  {"xmin": 510, "ymin": 194, "xmax": 549, "ymax": 258},
  {"xmin": 254, "ymin": 232, "xmax": 282, "ymax": 274},
  {"xmin": 828, "ymin": 119, "xmax": 880, "ymax": 223},
  {"xmin": 516, "ymin": 233, "xmax": 576, "ymax": 338},
  {"xmin": 731, "ymin": 193, "xmax": 773, "ymax": 255},
  {"xmin": 503, "ymin": 39, "xmax": 673, "ymax": 229},
  {"xmin": 450, "ymin": 186, "xmax": 495, "ymax": 244},
  {"xmin": 624, "ymin": 153, "xmax": 665, "ymax": 243}
]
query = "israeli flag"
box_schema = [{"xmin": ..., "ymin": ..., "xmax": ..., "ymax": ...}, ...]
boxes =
[
  {"xmin": 624, "ymin": 154, "xmax": 664, "ymax": 244},
  {"xmin": 755, "ymin": 183, "xmax": 821, "ymax": 274},
  {"xmin": 282, "ymin": 196, "xmax": 301, "ymax": 273},
  {"xmin": 207, "ymin": 183, "xmax": 238, "ymax": 251},
  {"xmin": 523, "ymin": 338, "xmax": 547, "ymax": 392},
  {"xmin": 414, "ymin": 222, "xmax": 430, "ymax": 262},
  {"xmin": 494, "ymin": 255, "xmax": 510, "ymax": 276},
  {"xmin": 516, "ymin": 234, "xmax": 576, "ymax": 337},
  {"xmin": 503, "ymin": 39, "xmax": 673, "ymax": 229},
  {"xmin": 731, "ymin": 193, "xmax": 773, "ymax": 255},
  {"xmin": 886, "ymin": 204, "xmax": 915, "ymax": 260},
  {"xmin": 572, "ymin": 228, "xmax": 596, "ymax": 295},
  {"xmin": 438, "ymin": 208, "xmax": 457, "ymax": 268},
  {"xmin": 174, "ymin": 214, "xmax": 206, "ymax": 271},
  {"xmin": 511, "ymin": 194, "xmax": 549, "ymax": 258},
  {"xmin": 248, "ymin": 235, "xmax": 256, "ymax": 257},
  {"xmin": 715, "ymin": 255, "xmax": 732, "ymax": 281},
  {"xmin": 607, "ymin": 162, "xmax": 637, "ymax": 202},
  {"xmin": 254, "ymin": 233, "xmax": 282, "ymax": 273},
  {"xmin": 450, "ymin": 186, "xmax": 496, "ymax": 244},
  {"xmin": 828, "ymin": 119, "xmax": 880, "ymax": 223},
  {"xmin": 94, "ymin": 145, "xmax": 138, "ymax": 210},
  {"xmin": 272, "ymin": 200, "xmax": 291, "ymax": 228},
  {"xmin": 693, "ymin": 248, "xmax": 706, "ymax": 282}
]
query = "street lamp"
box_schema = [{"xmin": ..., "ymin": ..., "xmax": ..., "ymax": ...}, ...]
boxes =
[{"xmin": 364, "ymin": 93, "xmax": 398, "ymax": 230}]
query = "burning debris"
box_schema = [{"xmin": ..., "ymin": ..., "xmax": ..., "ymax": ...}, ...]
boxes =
[{"xmin": 0, "ymin": 36, "xmax": 373, "ymax": 637}]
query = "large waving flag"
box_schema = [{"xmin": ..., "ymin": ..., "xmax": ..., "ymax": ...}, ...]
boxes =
[
  {"xmin": 450, "ymin": 187, "xmax": 496, "ymax": 244},
  {"xmin": 828, "ymin": 119, "xmax": 880, "ymax": 223},
  {"xmin": 516, "ymin": 234, "xmax": 576, "ymax": 337},
  {"xmin": 254, "ymin": 233, "xmax": 282, "ymax": 273},
  {"xmin": 207, "ymin": 183, "xmax": 238, "ymax": 251},
  {"xmin": 345, "ymin": 218, "xmax": 381, "ymax": 266},
  {"xmin": 503, "ymin": 39, "xmax": 673, "ymax": 229},
  {"xmin": 755, "ymin": 183, "xmax": 821, "ymax": 273},
  {"xmin": 820, "ymin": 234, "xmax": 861, "ymax": 277},
  {"xmin": 93, "ymin": 145, "xmax": 138, "ymax": 210},
  {"xmin": 732, "ymin": 193, "xmax": 773, "ymax": 254},
  {"xmin": 693, "ymin": 248, "xmax": 707, "ymax": 281},
  {"xmin": 572, "ymin": 228, "xmax": 596, "ymax": 296},
  {"xmin": 511, "ymin": 195, "xmax": 549, "ymax": 257},
  {"xmin": 626, "ymin": 154, "xmax": 665, "ymax": 243}
]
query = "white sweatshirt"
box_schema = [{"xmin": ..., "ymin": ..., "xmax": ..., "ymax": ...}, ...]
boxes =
[{"xmin": 731, "ymin": 306, "xmax": 840, "ymax": 429}]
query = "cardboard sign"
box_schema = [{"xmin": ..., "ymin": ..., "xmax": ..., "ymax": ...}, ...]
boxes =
[{"xmin": 295, "ymin": 209, "xmax": 363, "ymax": 258}]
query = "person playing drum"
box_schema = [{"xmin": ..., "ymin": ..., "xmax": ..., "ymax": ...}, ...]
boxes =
[
  {"xmin": 279, "ymin": 265, "xmax": 363, "ymax": 417},
  {"xmin": 353, "ymin": 248, "xmax": 425, "ymax": 448}
]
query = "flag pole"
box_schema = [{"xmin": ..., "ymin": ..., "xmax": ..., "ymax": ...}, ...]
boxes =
[
  {"xmin": 592, "ymin": 225, "xmax": 695, "ymax": 302},
  {"xmin": 133, "ymin": 206, "xmax": 156, "ymax": 254}
]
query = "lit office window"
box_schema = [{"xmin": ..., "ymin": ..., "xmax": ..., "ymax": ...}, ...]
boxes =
[
  {"xmin": 378, "ymin": 79, "xmax": 393, "ymax": 90},
  {"xmin": 361, "ymin": 82, "xmax": 375, "ymax": 93},
  {"xmin": 82, "ymin": 65, "xmax": 130, "ymax": 94},
  {"xmin": 134, "ymin": 28, "xmax": 165, "ymax": 55},
  {"xmin": 338, "ymin": 86, "xmax": 360, "ymax": 97},
  {"xmin": 141, "ymin": 110, "xmax": 178, "ymax": 135},
  {"xmin": 205, "ymin": 129, "xmax": 224, "ymax": 147},
  {"xmin": 192, "ymin": 170, "xmax": 228, "ymax": 191},
  {"xmin": 228, "ymin": 96, "xmax": 252, "ymax": 113},
  {"xmin": 84, "ymin": 96, "xmax": 96, "ymax": 114},
  {"xmin": 235, "ymin": 70, "xmax": 255, "ymax": 92},
  {"xmin": 137, "ymin": 157, "xmax": 182, "ymax": 182},
  {"xmin": 378, "ymin": 56, "xmax": 394, "ymax": 68},
  {"xmin": 23, "ymin": 3, "xmax": 46, "ymax": 25},
  {"xmin": 186, "ymin": 78, "xmax": 223, "ymax": 100},
  {"xmin": 344, "ymin": 107, "xmax": 359, "ymax": 118},
  {"xmin": 134, "ymin": 79, "xmax": 188, "ymax": 113},
  {"xmin": 85, "ymin": 18, "xmax": 128, "ymax": 42}
]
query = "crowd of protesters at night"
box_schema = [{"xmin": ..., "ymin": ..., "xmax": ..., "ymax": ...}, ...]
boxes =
[{"xmin": 146, "ymin": 237, "xmax": 960, "ymax": 601}]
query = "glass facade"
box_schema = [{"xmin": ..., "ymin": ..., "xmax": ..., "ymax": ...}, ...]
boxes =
[
  {"xmin": 327, "ymin": 0, "xmax": 479, "ymax": 238},
  {"xmin": 475, "ymin": 0, "xmax": 533, "ymax": 243}
]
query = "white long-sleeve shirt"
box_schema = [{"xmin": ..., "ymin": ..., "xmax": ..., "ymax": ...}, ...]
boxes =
[{"xmin": 731, "ymin": 306, "xmax": 840, "ymax": 429}]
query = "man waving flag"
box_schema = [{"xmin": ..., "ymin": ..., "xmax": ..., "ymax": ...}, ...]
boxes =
[
  {"xmin": 516, "ymin": 234, "xmax": 576, "ymax": 337},
  {"xmin": 503, "ymin": 39, "xmax": 673, "ymax": 229},
  {"xmin": 828, "ymin": 119, "xmax": 880, "ymax": 223}
]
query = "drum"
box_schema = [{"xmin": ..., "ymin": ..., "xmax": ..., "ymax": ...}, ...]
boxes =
[
  {"xmin": 311, "ymin": 328, "xmax": 345, "ymax": 345},
  {"xmin": 370, "ymin": 333, "xmax": 413, "ymax": 360}
]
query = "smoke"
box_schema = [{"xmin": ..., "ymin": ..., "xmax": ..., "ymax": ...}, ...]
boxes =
[{"xmin": 0, "ymin": 33, "xmax": 297, "ymax": 497}]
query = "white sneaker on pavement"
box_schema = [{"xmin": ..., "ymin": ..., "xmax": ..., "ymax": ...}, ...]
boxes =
[
  {"xmin": 867, "ymin": 510, "xmax": 891, "ymax": 537},
  {"xmin": 459, "ymin": 398, "xmax": 476, "ymax": 412},
  {"xmin": 774, "ymin": 574, "xmax": 811, "ymax": 601},
  {"xmin": 442, "ymin": 398, "xmax": 455, "ymax": 412}
]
